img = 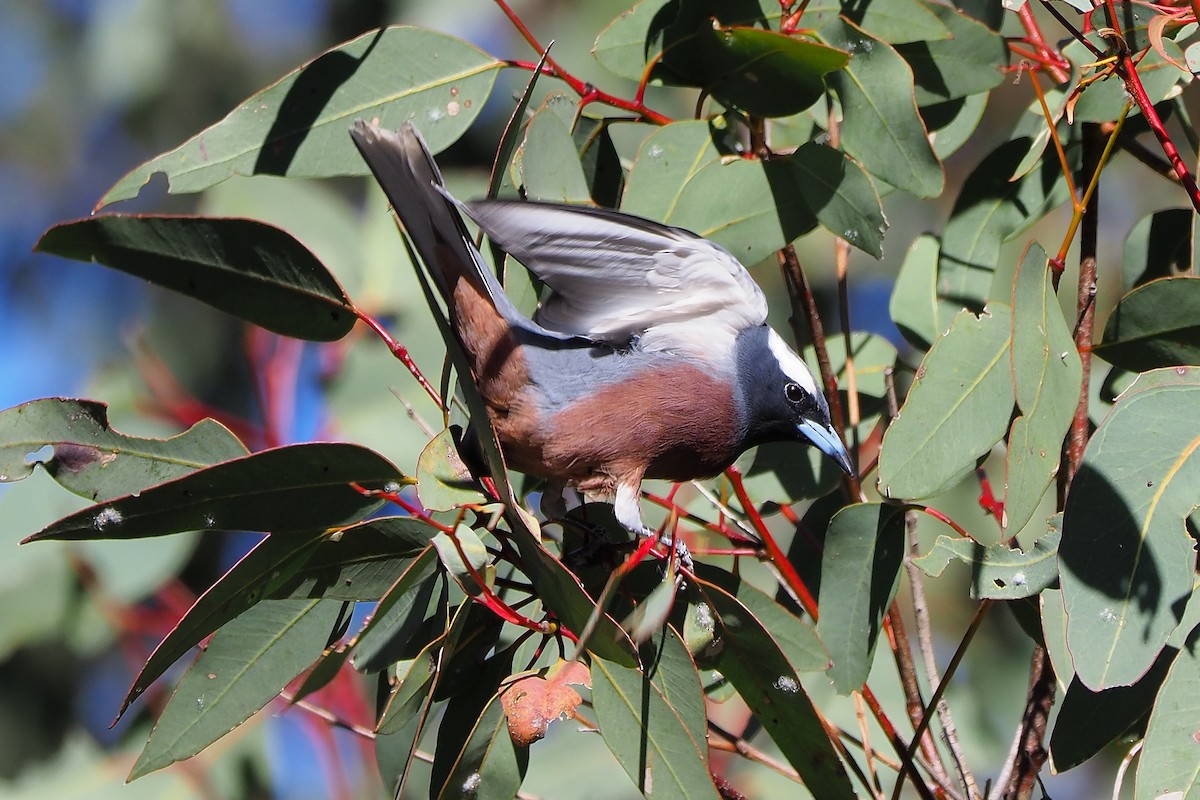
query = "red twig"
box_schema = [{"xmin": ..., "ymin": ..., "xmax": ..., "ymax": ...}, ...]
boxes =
[
  {"xmin": 494, "ymin": 1, "xmax": 672, "ymax": 126},
  {"xmin": 351, "ymin": 306, "xmax": 444, "ymax": 410}
]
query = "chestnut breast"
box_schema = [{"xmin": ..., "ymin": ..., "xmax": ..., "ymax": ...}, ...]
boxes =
[{"xmin": 536, "ymin": 359, "xmax": 743, "ymax": 484}]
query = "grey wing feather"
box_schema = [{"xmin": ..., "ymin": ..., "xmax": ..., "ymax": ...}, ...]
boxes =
[
  {"xmin": 349, "ymin": 121, "xmax": 578, "ymax": 342},
  {"xmin": 464, "ymin": 200, "xmax": 767, "ymax": 359}
]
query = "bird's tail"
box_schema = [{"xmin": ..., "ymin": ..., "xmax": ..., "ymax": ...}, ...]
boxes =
[{"xmin": 349, "ymin": 120, "xmax": 499, "ymax": 318}]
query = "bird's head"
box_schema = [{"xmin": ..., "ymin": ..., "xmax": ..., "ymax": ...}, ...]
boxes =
[{"xmin": 733, "ymin": 325, "xmax": 855, "ymax": 477}]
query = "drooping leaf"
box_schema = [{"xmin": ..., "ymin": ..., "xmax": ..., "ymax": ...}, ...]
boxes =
[
  {"xmin": 895, "ymin": 3, "xmax": 1007, "ymax": 105},
  {"xmin": 878, "ymin": 305, "xmax": 1014, "ymax": 500},
  {"xmin": 1005, "ymin": 244, "xmax": 1082, "ymax": 534},
  {"xmin": 938, "ymin": 137, "xmax": 1071, "ymax": 317},
  {"xmin": 693, "ymin": 576, "xmax": 854, "ymax": 798},
  {"xmin": 1133, "ymin": 645, "xmax": 1200, "ymax": 800},
  {"xmin": 429, "ymin": 650, "xmax": 515, "ymax": 800},
  {"xmin": 376, "ymin": 641, "xmax": 440, "ymax": 736},
  {"xmin": 432, "ymin": 691, "xmax": 528, "ymax": 800},
  {"xmin": 1095, "ymin": 277, "xmax": 1200, "ymax": 372},
  {"xmin": 816, "ymin": 503, "xmax": 906, "ymax": 693},
  {"xmin": 351, "ymin": 547, "xmax": 442, "ymax": 673},
  {"xmin": 118, "ymin": 531, "xmax": 325, "ymax": 719},
  {"xmin": 818, "ymin": 18, "xmax": 944, "ymax": 198},
  {"xmin": 621, "ymin": 120, "xmax": 817, "ymax": 266},
  {"xmin": 0, "ymin": 398, "xmax": 246, "ymax": 502},
  {"xmin": 914, "ymin": 520, "xmax": 1060, "ymax": 600},
  {"xmin": 1060, "ymin": 369, "xmax": 1200, "ymax": 690},
  {"xmin": 1049, "ymin": 651, "xmax": 1174, "ymax": 772},
  {"xmin": 100, "ymin": 26, "xmax": 502, "ymax": 206},
  {"xmin": 890, "ymin": 234, "xmax": 941, "ymax": 350},
  {"xmin": 37, "ymin": 216, "xmax": 355, "ymax": 341},
  {"xmin": 593, "ymin": 627, "xmax": 719, "ymax": 800},
  {"xmin": 271, "ymin": 516, "xmax": 439, "ymax": 602},
  {"xmin": 24, "ymin": 442, "xmax": 402, "ymax": 542},
  {"xmin": 130, "ymin": 598, "xmax": 343, "ymax": 778}
]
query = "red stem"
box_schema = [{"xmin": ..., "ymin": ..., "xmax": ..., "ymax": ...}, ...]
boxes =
[
  {"xmin": 352, "ymin": 306, "xmax": 444, "ymax": 410},
  {"xmin": 494, "ymin": 2, "xmax": 672, "ymax": 126}
]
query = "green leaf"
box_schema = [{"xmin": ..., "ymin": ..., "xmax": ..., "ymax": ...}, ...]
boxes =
[
  {"xmin": 701, "ymin": 25, "xmax": 849, "ymax": 117},
  {"xmin": 878, "ymin": 305, "xmax": 1014, "ymax": 500},
  {"xmin": 895, "ymin": 4, "xmax": 1007, "ymax": 105},
  {"xmin": 890, "ymin": 234, "xmax": 941, "ymax": 350},
  {"xmin": 432, "ymin": 691, "xmax": 528, "ymax": 800},
  {"xmin": 415, "ymin": 428, "xmax": 486, "ymax": 512},
  {"xmin": 430, "ymin": 650, "xmax": 514, "ymax": 799},
  {"xmin": 914, "ymin": 520, "xmax": 1060, "ymax": 600},
  {"xmin": 623, "ymin": 572, "xmax": 680, "ymax": 644},
  {"xmin": 1122, "ymin": 208, "xmax": 1192, "ymax": 291},
  {"xmin": 351, "ymin": 547, "xmax": 442, "ymax": 673},
  {"xmin": 24, "ymin": 442, "xmax": 400, "ymax": 542},
  {"xmin": 816, "ymin": 503, "xmax": 905, "ymax": 693},
  {"xmin": 593, "ymin": 0, "xmax": 675, "ymax": 81},
  {"xmin": 100, "ymin": 26, "xmax": 502, "ymax": 206},
  {"xmin": 37, "ymin": 216, "xmax": 355, "ymax": 341},
  {"xmin": 621, "ymin": 120, "xmax": 817, "ymax": 266},
  {"xmin": 818, "ymin": 18, "xmax": 944, "ymax": 198},
  {"xmin": 693, "ymin": 565, "xmax": 828, "ymax": 673},
  {"xmin": 938, "ymin": 137, "xmax": 1071, "ymax": 316},
  {"xmin": 1134, "ymin": 645, "xmax": 1200, "ymax": 800},
  {"xmin": 789, "ymin": 141, "xmax": 887, "ymax": 258},
  {"xmin": 926, "ymin": 93, "xmax": 989, "ymax": 160},
  {"xmin": 801, "ymin": 0, "xmax": 952, "ymax": 44},
  {"xmin": 0, "ymin": 398, "xmax": 246, "ymax": 502},
  {"xmin": 1096, "ymin": 277, "xmax": 1200, "ymax": 372},
  {"xmin": 118, "ymin": 531, "xmax": 326, "ymax": 719},
  {"xmin": 1060, "ymin": 369, "xmax": 1200, "ymax": 690},
  {"xmin": 130, "ymin": 598, "xmax": 342, "ymax": 778},
  {"xmin": 573, "ymin": 117, "xmax": 625, "ymax": 208},
  {"xmin": 694, "ymin": 575, "xmax": 853, "ymax": 799},
  {"xmin": 1005, "ymin": 244, "xmax": 1082, "ymax": 534},
  {"xmin": 432, "ymin": 525, "xmax": 490, "ymax": 596},
  {"xmin": 270, "ymin": 516, "xmax": 439, "ymax": 601},
  {"xmin": 376, "ymin": 641, "xmax": 440, "ymax": 735},
  {"xmin": 593, "ymin": 627, "xmax": 719, "ymax": 800},
  {"xmin": 1049, "ymin": 652, "xmax": 1173, "ymax": 772},
  {"xmin": 518, "ymin": 105, "xmax": 592, "ymax": 203}
]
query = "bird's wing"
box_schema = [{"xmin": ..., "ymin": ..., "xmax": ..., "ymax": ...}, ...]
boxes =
[{"xmin": 465, "ymin": 200, "xmax": 768, "ymax": 360}]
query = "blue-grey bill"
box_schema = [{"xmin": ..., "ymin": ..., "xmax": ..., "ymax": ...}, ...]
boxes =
[{"xmin": 797, "ymin": 419, "xmax": 856, "ymax": 478}]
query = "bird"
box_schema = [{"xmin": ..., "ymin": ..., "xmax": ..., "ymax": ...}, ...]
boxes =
[{"xmin": 349, "ymin": 120, "xmax": 853, "ymax": 560}]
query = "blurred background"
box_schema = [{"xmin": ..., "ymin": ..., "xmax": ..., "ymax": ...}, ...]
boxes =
[{"xmin": 0, "ymin": 1, "xmax": 1170, "ymax": 798}]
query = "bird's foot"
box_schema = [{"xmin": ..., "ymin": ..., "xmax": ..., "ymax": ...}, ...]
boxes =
[{"xmin": 646, "ymin": 528, "xmax": 693, "ymax": 573}]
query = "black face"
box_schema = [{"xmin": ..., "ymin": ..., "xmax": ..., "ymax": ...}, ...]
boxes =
[{"xmin": 733, "ymin": 326, "xmax": 830, "ymax": 447}]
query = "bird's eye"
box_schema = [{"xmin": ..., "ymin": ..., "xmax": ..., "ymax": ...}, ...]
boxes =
[{"xmin": 784, "ymin": 382, "xmax": 805, "ymax": 403}]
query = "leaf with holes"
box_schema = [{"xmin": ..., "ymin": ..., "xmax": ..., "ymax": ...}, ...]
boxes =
[
  {"xmin": 0, "ymin": 398, "xmax": 246, "ymax": 502},
  {"xmin": 1060, "ymin": 369, "xmax": 1200, "ymax": 690}
]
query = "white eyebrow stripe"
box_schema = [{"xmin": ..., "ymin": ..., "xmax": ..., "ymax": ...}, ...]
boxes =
[{"xmin": 766, "ymin": 329, "xmax": 818, "ymax": 396}]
